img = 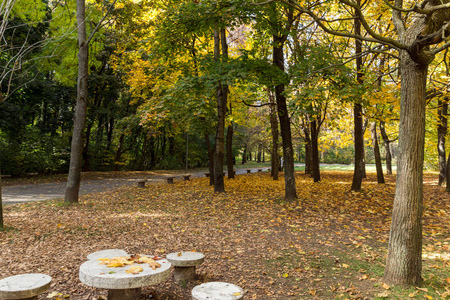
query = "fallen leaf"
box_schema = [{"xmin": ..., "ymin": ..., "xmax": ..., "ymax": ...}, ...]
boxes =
[
  {"xmin": 126, "ymin": 265, "xmax": 143, "ymax": 274},
  {"xmin": 382, "ymin": 282, "xmax": 390, "ymax": 290}
]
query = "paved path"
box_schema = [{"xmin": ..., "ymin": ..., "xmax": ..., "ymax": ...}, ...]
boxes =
[{"xmin": 2, "ymin": 168, "xmax": 268, "ymax": 205}]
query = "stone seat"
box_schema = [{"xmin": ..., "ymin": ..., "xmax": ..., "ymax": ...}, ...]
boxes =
[
  {"xmin": 137, "ymin": 179, "xmax": 147, "ymax": 188},
  {"xmin": 191, "ymin": 282, "xmax": 244, "ymax": 300},
  {"xmin": 0, "ymin": 273, "xmax": 52, "ymax": 300},
  {"xmin": 166, "ymin": 252, "xmax": 204, "ymax": 284}
]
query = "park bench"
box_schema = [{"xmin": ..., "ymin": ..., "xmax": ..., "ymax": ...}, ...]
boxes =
[
  {"xmin": 258, "ymin": 169, "xmax": 262, "ymax": 172},
  {"xmin": 166, "ymin": 177, "xmax": 175, "ymax": 184},
  {"xmin": 182, "ymin": 175, "xmax": 191, "ymax": 181},
  {"xmin": 0, "ymin": 273, "xmax": 52, "ymax": 300},
  {"xmin": 246, "ymin": 169, "xmax": 251, "ymax": 173},
  {"xmin": 204, "ymin": 172, "xmax": 210, "ymax": 177},
  {"xmin": 192, "ymin": 282, "xmax": 244, "ymax": 300},
  {"xmin": 166, "ymin": 251, "xmax": 204, "ymax": 284},
  {"xmin": 137, "ymin": 179, "xmax": 147, "ymax": 188},
  {"xmin": 1, "ymin": 175, "xmax": 11, "ymax": 178}
]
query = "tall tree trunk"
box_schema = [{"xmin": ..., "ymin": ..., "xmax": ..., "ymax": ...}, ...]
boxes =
[
  {"xmin": 351, "ymin": 2, "xmax": 365, "ymax": 191},
  {"xmin": 273, "ymin": 36, "xmax": 297, "ymax": 200},
  {"xmin": 0, "ymin": 162, "xmax": 3, "ymax": 230},
  {"xmin": 310, "ymin": 118, "xmax": 320, "ymax": 182},
  {"xmin": 205, "ymin": 133, "xmax": 215, "ymax": 186},
  {"xmin": 65, "ymin": 0, "xmax": 88, "ymax": 204},
  {"xmin": 226, "ymin": 123, "xmax": 234, "ymax": 179},
  {"xmin": 242, "ymin": 144, "xmax": 247, "ymax": 165},
  {"xmin": 447, "ymin": 151, "xmax": 450, "ymax": 192},
  {"xmin": 437, "ymin": 98, "xmax": 447, "ymax": 186},
  {"xmin": 383, "ymin": 50, "xmax": 427, "ymax": 287},
  {"xmin": 380, "ymin": 121, "xmax": 393, "ymax": 175},
  {"xmin": 213, "ymin": 29, "xmax": 227, "ymax": 193},
  {"xmin": 268, "ymin": 89, "xmax": 279, "ymax": 179},
  {"xmin": 303, "ymin": 124, "xmax": 313, "ymax": 175},
  {"xmin": 371, "ymin": 121, "xmax": 385, "ymax": 184},
  {"xmin": 352, "ymin": 103, "xmax": 365, "ymax": 191}
]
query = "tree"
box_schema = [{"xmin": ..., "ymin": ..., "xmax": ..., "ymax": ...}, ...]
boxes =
[
  {"xmin": 64, "ymin": 0, "xmax": 116, "ymax": 203},
  {"xmin": 271, "ymin": 0, "xmax": 450, "ymax": 286}
]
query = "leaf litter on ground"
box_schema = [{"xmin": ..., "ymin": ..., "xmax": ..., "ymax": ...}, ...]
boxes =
[{"xmin": 1, "ymin": 171, "xmax": 449, "ymax": 299}]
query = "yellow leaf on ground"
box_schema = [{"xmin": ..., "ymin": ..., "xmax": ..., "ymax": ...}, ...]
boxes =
[{"xmin": 382, "ymin": 282, "xmax": 390, "ymax": 290}]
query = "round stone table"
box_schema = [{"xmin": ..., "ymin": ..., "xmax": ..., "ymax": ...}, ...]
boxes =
[
  {"xmin": 79, "ymin": 251, "xmax": 171, "ymax": 300},
  {"xmin": 166, "ymin": 251, "xmax": 204, "ymax": 284},
  {"xmin": 0, "ymin": 273, "xmax": 51, "ymax": 300}
]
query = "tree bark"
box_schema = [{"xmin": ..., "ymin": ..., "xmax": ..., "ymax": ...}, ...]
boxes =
[
  {"xmin": 303, "ymin": 124, "xmax": 313, "ymax": 175},
  {"xmin": 352, "ymin": 103, "xmax": 365, "ymax": 191},
  {"xmin": 226, "ymin": 123, "xmax": 234, "ymax": 179},
  {"xmin": 447, "ymin": 150, "xmax": 450, "ymax": 192},
  {"xmin": 65, "ymin": 0, "xmax": 88, "ymax": 204},
  {"xmin": 371, "ymin": 121, "xmax": 385, "ymax": 184},
  {"xmin": 383, "ymin": 50, "xmax": 427, "ymax": 287},
  {"xmin": 310, "ymin": 118, "xmax": 320, "ymax": 182},
  {"xmin": 213, "ymin": 29, "xmax": 227, "ymax": 193},
  {"xmin": 205, "ymin": 133, "xmax": 215, "ymax": 186},
  {"xmin": 242, "ymin": 144, "xmax": 247, "ymax": 164},
  {"xmin": 273, "ymin": 36, "xmax": 297, "ymax": 200},
  {"xmin": 380, "ymin": 121, "xmax": 393, "ymax": 175},
  {"xmin": 0, "ymin": 162, "xmax": 3, "ymax": 229},
  {"xmin": 351, "ymin": 2, "xmax": 365, "ymax": 191},
  {"xmin": 268, "ymin": 90, "xmax": 279, "ymax": 180},
  {"xmin": 437, "ymin": 98, "xmax": 447, "ymax": 186}
]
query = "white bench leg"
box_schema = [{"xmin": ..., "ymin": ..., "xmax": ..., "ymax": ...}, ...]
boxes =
[{"xmin": 108, "ymin": 288, "xmax": 141, "ymax": 300}]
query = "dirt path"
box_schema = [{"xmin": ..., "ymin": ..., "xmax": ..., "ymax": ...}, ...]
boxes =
[{"xmin": 1, "ymin": 168, "xmax": 265, "ymax": 205}]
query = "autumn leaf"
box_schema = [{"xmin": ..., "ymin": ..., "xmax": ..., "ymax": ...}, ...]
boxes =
[
  {"xmin": 382, "ymin": 282, "xmax": 390, "ymax": 290},
  {"xmin": 126, "ymin": 265, "xmax": 143, "ymax": 274}
]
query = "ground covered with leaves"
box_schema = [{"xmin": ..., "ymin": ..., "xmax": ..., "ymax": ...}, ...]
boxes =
[{"xmin": 1, "ymin": 171, "xmax": 449, "ymax": 299}]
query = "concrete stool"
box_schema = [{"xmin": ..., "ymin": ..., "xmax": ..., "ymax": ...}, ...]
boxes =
[
  {"xmin": 166, "ymin": 252, "xmax": 204, "ymax": 284},
  {"xmin": 137, "ymin": 179, "xmax": 146, "ymax": 188},
  {"xmin": 0, "ymin": 274, "xmax": 52, "ymax": 300},
  {"xmin": 167, "ymin": 177, "xmax": 175, "ymax": 184},
  {"xmin": 246, "ymin": 169, "xmax": 251, "ymax": 173},
  {"xmin": 192, "ymin": 282, "xmax": 244, "ymax": 300},
  {"xmin": 183, "ymin": 175, "xmax": 191, "ymax": 181}
]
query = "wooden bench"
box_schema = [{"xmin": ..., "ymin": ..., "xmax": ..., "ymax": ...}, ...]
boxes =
[
  {"xmin": 246, "ymin": 169, "xmax": 251, "ymax": 173},
  {"xmin": 166, "ymin": 251, "xmax": 204, "ymax": 284},
  {"xmin": 204, "ymin": 172, "xmax": 210, "ymax": 177},
  {"xmin": 182, "ymin": 175, "xmax": 191, "ymax": 181},
  {"xmin": 137, "ymin": 179, "xmax": 147, "ymax": 188},
  {"xmin": 258, "ymin": 169, "xmax": 262, "ymax": 172},
  {"xmin": 0, "ymin": 273, "xmax": 52, "ymax": 300},
  {"xmin": 192, "ymin": 282, "xmax": 244, "ymax": 299},
  {"xmin": 1, "ymin": 175, "xmax": 11, "ymax": 178},
  {"xmin": 166, "ymin": 177, "xmax": 175, "ymax": 184}
]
